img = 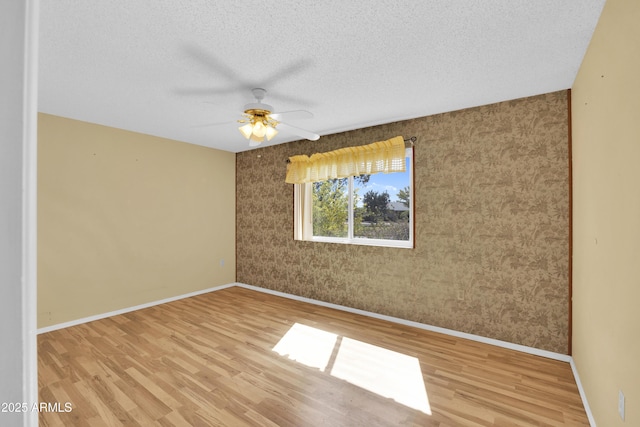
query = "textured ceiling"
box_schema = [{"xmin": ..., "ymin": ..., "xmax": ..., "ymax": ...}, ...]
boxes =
[{"xmin": 39, "ymin": 0, "xmax": 605, "ymax": 153}]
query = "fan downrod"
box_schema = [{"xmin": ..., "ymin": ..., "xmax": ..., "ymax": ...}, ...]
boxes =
[{"xmin": 251, "ymin": 88, "xmax": 267, "ymax": 102}]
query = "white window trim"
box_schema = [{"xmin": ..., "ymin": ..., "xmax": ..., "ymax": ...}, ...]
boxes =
[{"xmin": 294, "ymin": 148, "xmax": 414, "ymax": 249}]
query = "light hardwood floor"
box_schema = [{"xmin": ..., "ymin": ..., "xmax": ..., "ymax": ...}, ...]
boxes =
[{"xmin": 38, "ymin": 286, "xmax": 589, "ymax": 426}]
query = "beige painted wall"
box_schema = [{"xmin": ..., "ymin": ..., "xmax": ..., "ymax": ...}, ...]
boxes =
[
  {"xmin": 572, "ymin": 0, "xmax": 640, "ymax": 425},
  {"xmin": 237, "ymin": 91, "xmax": 570, "ymax": 353},
  {"xmin": 37, "ymin": 114, "xmax": 236, "ymax": 328}
]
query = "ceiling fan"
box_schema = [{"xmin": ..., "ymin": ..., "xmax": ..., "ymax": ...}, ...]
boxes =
[{"xmin": 235, "ymin": 88, "xmax": 319, "ymax": 147}]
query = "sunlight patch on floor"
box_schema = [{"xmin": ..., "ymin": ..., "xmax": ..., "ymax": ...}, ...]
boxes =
[
  {"xmin": 331, "ymin": 336, "xmax": 431, "ymax": 414},
  {"xmin": 272, "ymin": 322, "xmax": 338, "ymax": 371},
  {"xmin": 272, "ymin": 322, "xmax": 431, "ymax": 415}
]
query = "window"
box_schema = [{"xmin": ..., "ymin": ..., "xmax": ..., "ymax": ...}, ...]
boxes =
[{"xmin": 294, "ymin": 148, "xmax": 413, "ymax": 248}]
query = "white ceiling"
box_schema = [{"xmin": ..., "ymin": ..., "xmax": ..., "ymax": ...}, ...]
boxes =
[{"xmin": 38, "ymin": 1, "xmax": 606, "ymax": 153}]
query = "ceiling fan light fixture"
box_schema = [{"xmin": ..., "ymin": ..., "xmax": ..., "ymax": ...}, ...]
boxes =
[
  {"xmin": 265, "ymin": 125, "xmax": 278, "ymax": 141},
  {"xmin": 234, "ymin": 90, "xmax": 317, "ymax": 145},
  {"xmin": 249, "ymin": 133, "xmax": 264, "ymax": 144},
  {"xmin": 253, "ymin": 120, "xmax": 267, "ymax": 138},
  {"xmin": 238, "ymin": 106, "xmax": 280, "ymax": 145},
  {"xmin": 239, "ymin": 123, "xmax": 254, "ymax": 139}
]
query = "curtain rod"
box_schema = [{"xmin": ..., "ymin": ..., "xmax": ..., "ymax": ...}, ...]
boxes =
[{"xmin": 284, "ymin": 136, "xmax": 416, "ymax": 163}]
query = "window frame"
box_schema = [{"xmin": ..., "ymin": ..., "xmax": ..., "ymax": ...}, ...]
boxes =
[{"xmin": 295, "ymin": 147, "xmax": 414, "ymax": 249}]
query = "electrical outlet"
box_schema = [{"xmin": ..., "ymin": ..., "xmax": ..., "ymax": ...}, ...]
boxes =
[{"xmin": 618, "ymin": 390, "xmax": 625, "ymax": 421}]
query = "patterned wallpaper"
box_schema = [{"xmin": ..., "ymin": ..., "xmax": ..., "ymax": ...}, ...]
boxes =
[{"xmin": 236, "ymin": 91, "xmax": 570, "ymax": 354}]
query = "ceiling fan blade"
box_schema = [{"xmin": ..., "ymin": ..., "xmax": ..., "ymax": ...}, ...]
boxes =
[
  {"xmin": 174, "ymin": 86, "xmax": 243, "ymax": 97},
  {"xmin": 260, "ymin": 58, "xmax": 313, "ymax": 88},
  {"xmin": 190, "ymin": 120, "xmax": 236, "ymax": 128},
  {"xmin": 181, "ymin": 43, "xmax": 251, "ymax": 87},
  {"xmin": 278, "ymin": 122, "xmax": 320, "ymax": 141},
  {"xmin": 180, "ymin": 44, "xmax": 314, "ymax": 105},
  {"xmin": 271, "ymin": 110, "xmax": 314, "ymax": 121},
  {"xmin": 201, "ymin": 101, "xmax": 244, "ymax": 116},
  {"xmin": 264, "ymin": 92, "xmax": 315, "ymax": 106}
]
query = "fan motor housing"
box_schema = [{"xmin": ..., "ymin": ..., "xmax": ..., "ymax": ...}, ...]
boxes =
[
  {"xmin": 243, "ymin": 103, "xmax": 273, "ymax": 115},
  {"xmin": 244, "ymin": 108, "xmax": 272, "ymax": 118}
]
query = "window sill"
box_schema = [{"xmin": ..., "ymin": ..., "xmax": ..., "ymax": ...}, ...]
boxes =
[{"xmin": 310, "ymin": 236, "xmax": 413, "ymax": 249}]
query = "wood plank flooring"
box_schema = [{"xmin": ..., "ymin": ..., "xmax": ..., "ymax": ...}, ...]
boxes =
[{"xmin": 38, "ymin": 286, "xmax": 589, "ymax": 426}]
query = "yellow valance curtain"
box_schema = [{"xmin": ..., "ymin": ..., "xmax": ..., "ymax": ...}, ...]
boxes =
[{"xmin": 285, "ymin": 136, "xmax": 406, "ymax": 184}]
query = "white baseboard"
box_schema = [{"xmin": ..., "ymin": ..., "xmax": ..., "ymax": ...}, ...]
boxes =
[
  {"xmin": 36, "ymin": 283, "xmax": 236, "ymax": 334},
  {"xmin": 37, "ymin": 281, "xmax": 594, "ymax": 425},
  {"xmin": 234, "ymin": 282, "xmax": 571, "ymax": 362},
  {"xmin": 570, "ymin": 358, "xmax": 597, "ymax": 426}
]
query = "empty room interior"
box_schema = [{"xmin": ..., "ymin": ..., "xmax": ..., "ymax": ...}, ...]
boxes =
[{"xmin": 3, "ymin": 0, "xmax": 640, "ymax": 426}]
